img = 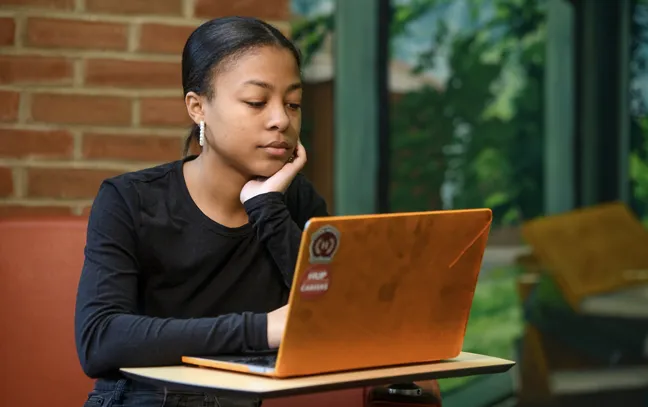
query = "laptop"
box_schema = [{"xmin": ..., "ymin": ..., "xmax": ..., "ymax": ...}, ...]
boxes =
[{"xmin": 182, "ymin": 208, "xmax": 493, "ymax": 378}]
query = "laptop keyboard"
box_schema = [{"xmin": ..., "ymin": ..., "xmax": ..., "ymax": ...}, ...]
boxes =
[{"xmin": 230, "ymin": 354, "xmax": 277, "ymax": 367}]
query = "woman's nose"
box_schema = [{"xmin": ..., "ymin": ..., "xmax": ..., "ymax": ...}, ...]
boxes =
[{"xmin": 266, "ymin": 103, "xmax": 290, "ymax": 131}]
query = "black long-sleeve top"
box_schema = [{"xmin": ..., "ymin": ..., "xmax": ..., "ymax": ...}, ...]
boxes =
[{"xmin": 74, "ymin": 155, "xmax": 328, "ymax": 379}]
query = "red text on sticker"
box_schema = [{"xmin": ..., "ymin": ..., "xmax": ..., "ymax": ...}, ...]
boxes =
[{"xmin": 299, "ymin": 266, "xmax": 330, "ymax": 298}]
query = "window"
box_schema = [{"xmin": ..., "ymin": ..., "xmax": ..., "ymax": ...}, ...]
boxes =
[
  {"xmin": 630, "ymin": 0, "xmax": 648, "ymax": 223},
  {"xmin": 388, "ymin": 0, "xmax": 545, "ymax": 396}
]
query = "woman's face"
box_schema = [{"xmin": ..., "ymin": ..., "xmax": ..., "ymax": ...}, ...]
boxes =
[{"xmin": 200, "ymin": 45, "xmax": 302, "ymax": 178}]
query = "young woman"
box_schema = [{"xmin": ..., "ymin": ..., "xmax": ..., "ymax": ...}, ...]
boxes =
[
  {"xmin": 75, "ymin": 15, "xmax": 441, "ymax": 407},
  {"xmin": 75, "ymin": 16, "xmax": 324, "ymax": 407}
]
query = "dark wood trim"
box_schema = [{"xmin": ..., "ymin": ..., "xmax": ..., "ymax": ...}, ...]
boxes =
[{"xmin": 377, "ymin": 0, "xmax": 391, "ymax": 213}]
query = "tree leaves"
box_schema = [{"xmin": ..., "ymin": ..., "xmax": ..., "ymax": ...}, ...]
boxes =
[{"xmin": 293, "ymin": 0, "xmax": 547, "ymax": 224}]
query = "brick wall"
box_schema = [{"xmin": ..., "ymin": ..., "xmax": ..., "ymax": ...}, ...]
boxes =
[{"xmin": 0, "ymin": 0, "xmax": 290, "ymax": 217}]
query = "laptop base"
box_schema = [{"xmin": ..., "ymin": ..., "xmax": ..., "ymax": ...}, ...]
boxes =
[
  {"xmin": 203, "ymin": 353, "xmax": 278, "ymax": 368},
  {"xmin": 182, "ymin": 352, "xmax": 278, "ymax": 375}
]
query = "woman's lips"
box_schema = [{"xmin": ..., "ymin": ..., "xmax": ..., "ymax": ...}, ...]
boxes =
[
  {"xmin": 263, "ymin": 146, "xmax": 291, "ymax": 157},
  {"xmin": 261, "ymin": 141, "xmax": 292, "ymax": 157}
]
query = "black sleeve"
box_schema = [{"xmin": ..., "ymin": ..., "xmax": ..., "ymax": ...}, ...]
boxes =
[
  {"xmin": 243, "ymin": 173, "xmax": 329, "ymax": 288},
  {"xmin": 74, "ymin": 181, "xmax": 268, "ymax": 379}
]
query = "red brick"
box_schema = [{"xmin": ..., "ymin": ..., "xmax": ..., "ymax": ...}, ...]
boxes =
[
  {"xmin": 0, "ymin": 0, "xmax": 74, "ymax": 10},
  {"xmin": 83, "ymin": 132, "xmax": 182, "ymax": 162},
  {"xmin": 0, "ymin": 55, "xmax": 73, "ymax": 85},
  {"xmin": 0, "ymin": 167, "xmax": 12, "ymax": 197},
  {"xmin": 85, "ymin": 59, "xmax": 180, "ymax": 89},
  {"xmin": 194, "ymin": 0, "xmax": 289, "ymax": 20},
  {"xmin": 86, "ymin": 0, "xmax": 182, "ymax": 15},
  {"xmin": 140, "ymin": 97, "xmax": 191, "ymax": 127},
  {"xmin": 27, "ymin": 167, "xmax": 122, "ymax": 199},
  {"xmin": 0, "ymin": 91, "xmax": 20, "ymax": 123},
  {"xmin": 0, "ymin": 204, "xmax": 73, "ymax": 218},
  {"xmin": 31, "ymin": 93, "xmax": 131, "ymax": 126},
  {"xmin": 0, "ymin": 128, "xmax": 74, "ymax": 158},
  {"xmin": 26, "ymin": 17, "xmax": 128, "ymax": 50},
  {"xmin": 139, "ymin": 23, "xmax": 195, "ymax": 54},
  {"xmin": 0, "ymin": 18, "xmax": 16, "ymax": 46}
]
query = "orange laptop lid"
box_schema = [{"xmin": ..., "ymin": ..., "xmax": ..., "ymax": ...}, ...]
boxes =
[{"xmin": 183, "ymin": 208, "xmax": 493, "ymax": 378}]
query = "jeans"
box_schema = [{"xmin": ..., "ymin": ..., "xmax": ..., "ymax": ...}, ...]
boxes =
[{"xmin": 83, "ymin": 378, "xmax": 263, "ymax": 407}]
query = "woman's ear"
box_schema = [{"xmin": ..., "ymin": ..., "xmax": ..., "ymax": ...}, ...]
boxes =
[{"xmin": 185, "ymin": 91, "xmax": 204, "ymax": 124}]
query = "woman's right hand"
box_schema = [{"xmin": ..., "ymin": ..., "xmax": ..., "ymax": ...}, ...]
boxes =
[
  {"xmin": 240, "ymin": 141, "xmax": 307, "ymax": 204},
  {"xmin": 266, "ymin": 304, "xmax": 289, "ymax": 349}
]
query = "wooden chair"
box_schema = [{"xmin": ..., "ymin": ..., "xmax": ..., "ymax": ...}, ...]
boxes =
[{"xmin": 0, "ymin": 218, "xmax": 94, "ymax": 407}]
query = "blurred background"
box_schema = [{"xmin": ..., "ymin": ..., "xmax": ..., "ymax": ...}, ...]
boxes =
[{"xmin": 1, "ymin": 0, "xmax": 647, "ymax": 406}]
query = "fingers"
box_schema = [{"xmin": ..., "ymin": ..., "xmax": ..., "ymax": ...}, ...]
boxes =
[
  {"xmin": 290, "ymin": 141, "xmax": 307, "ymax": 170},
  {"xmin": 250, "ymin": 142, "xmax": 307, "ymax": 195}
]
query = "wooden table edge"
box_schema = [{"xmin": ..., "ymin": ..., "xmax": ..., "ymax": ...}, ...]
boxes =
[{"xmin": 120, "ymin": 353, "xmax": 516, "ymax": 399}]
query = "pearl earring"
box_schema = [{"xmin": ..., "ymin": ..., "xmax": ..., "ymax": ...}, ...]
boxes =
[{"xmin": 199, "ymin": 120, "xmax": 205, "ymax": 147}]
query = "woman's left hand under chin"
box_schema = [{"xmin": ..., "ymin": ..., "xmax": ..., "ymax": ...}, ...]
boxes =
[{"xmin": 240, "ymin": 141, "xmax": 307, "ymax": 203}]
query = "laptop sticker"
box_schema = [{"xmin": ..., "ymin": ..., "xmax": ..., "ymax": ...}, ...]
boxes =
[
  {"xmin": 299, "ymin": 264, "xmax": 330, "ymax": 299},
  {"xmin": 309, "ymin": 225, "xmax": 340, "ymax": 263}
]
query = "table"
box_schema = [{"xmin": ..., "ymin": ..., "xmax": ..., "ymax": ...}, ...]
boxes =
[{"xmin": 120, "ymin": 352, "xmax": 515, "ymax": 399}]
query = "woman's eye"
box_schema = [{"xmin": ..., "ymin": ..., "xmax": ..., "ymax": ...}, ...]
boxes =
[
  {"xmin": 287, "ymin": 103, "xmax": 301, "ymax": 110},
  {"xmin": 245, "ymin": 101, "xmax": 266, "ymax": 108}
]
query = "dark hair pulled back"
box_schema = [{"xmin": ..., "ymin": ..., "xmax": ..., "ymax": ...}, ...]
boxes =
[{"xmin": 181, "ymin": 16, "xmax": 302, "ymax": 156}]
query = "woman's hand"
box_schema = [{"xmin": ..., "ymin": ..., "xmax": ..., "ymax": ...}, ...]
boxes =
[
  {"xmin": 240, "ymin": 141, "xmax": 307, "ymax": 204},
  {"xmin": 266, "ymin": 304, "xmax": 289, "ymax": 349}
]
